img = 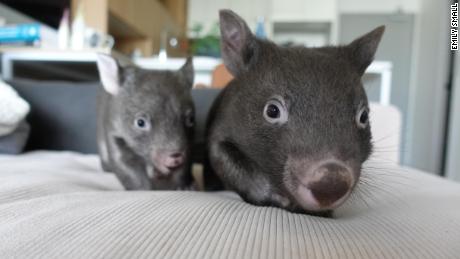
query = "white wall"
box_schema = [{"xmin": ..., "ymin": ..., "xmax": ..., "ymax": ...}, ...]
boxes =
[
  {"xmin": 271, "ymin": 0, "xmax": 336, "ymax": 21},
  {"xmin": 405, "ymin": 0, "xmax": 449, "ymax": 174},
  {"xmin": 446, "ymin": 52, "xmax": 460, "ymax": 181},
  {"xmin": 187, "ymin": 0, "xmax": 270, "ymax": 35},
  {"xmin": 338, "ymin": 0, "xmax": 419, "ymax": 13}
]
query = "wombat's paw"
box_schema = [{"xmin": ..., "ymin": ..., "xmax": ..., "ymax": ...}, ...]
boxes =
[{"xmin": 271, "ymin": 193, "xmax": 291, "ymax": 208}]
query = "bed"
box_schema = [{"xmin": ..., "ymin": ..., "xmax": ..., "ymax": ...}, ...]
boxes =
[{"xmin": 0, "ymin": 79, "xmax": 459, "ymax": 258}]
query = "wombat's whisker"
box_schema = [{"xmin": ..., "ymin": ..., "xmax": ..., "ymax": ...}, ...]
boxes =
[
  {"xmin": 362, "ymin": 168, "xmax": 411, "ymax": 178},
  {"xmin": 356, "ymin": 179, "xmax": 407, "ymax": 205},
  {"xmin": 354, "ymin": 184, "xmax": 380, "ymax": 204},
  {"xmin": 349, "ymin": 188, "xmax": 371, "ymax": 208},
  {"xmin": 360, "ymin": 171, "xmax": 414, "ymax": 189},
  {"xmin": 371, "ymin": 132, "xmax": 399, "ymax": 144},
  {"xmin": 363, "ymin": 166, "xmax": 413, "ymax": 176},
  {"xmin": 359, "ymin": 177, "xmax": 407, "ymax": 193}
]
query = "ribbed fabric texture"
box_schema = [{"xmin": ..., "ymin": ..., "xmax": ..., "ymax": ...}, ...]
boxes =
[{"xmin": 0, "ymin": 151, "xmax": 459, "ymax": 259}]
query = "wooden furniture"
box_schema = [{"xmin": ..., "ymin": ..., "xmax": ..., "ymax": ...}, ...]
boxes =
[
  {"xmin": 71, "ymin": 0, "xmax": 187, "ymax": 57},
  {"xmin": 211, "ymin": 64, "xmax": 233, "ymax": 88}
]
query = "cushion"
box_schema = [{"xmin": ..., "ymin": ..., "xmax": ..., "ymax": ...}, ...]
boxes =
[
  {"xmin": 0, "ymin": 120, "xmax": 30, "ymax": 154},
  {"xmin": 0, "ymin": 151, "xmax": 459, "ymax": 258},
  {"xmin": 8, "ymin": 79, "xmax": 99, "ymax": 154},
  {"xmin": 0, "ymin": 80, "xmax": 30, "ymax": 136}
]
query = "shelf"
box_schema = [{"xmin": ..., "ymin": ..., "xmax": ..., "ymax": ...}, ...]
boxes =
[
  {"xmin": 135, "ymin": 56, "xmax": 221, "ymax": 86},
  {"xmin": 71, "ymin": 0, "xmax": 186, "ymax": 57},
  {"xmin": 271, "ymin": 16, "xmax": 335, "ymax": 23},
  {"xmin": 0, "ymin": 48, "xmax": 129, "ymax": 80}
]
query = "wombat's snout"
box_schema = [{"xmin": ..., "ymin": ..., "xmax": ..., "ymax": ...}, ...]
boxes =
[
  {"xmin": 152, "ymin": 150, "xmax": 185, "ymax": 176},
  {"xmin": 163, "ymin": 152, "xmax": 185, "ymax": 168},
  {"xmin": 293, "ymin": 159, "xmax": 354, "ymax": 211}
]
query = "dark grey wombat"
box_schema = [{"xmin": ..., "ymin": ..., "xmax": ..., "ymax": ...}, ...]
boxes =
[
  {"xmin": 96, "ymin": 55, "xmax": 195, "ymax": 190},
  {"xmin": 207, "ymin": 10, "xmax": 384, "ymax": 215}
]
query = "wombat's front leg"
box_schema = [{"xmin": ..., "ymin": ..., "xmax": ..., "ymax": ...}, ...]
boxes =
[
  {"xmin": 209, "ymin": 139, "xmax": 276, "ymax": 205},
  {"xmin": 110, "ymin": 137, "xmax": 152, "ymax": 190}
]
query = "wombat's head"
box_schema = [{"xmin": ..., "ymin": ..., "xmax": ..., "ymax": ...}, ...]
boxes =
[
  {"xmin": 97, "ymin": 55, "xmax": 194, "ymax": 179},
  {"xmin": 219, "ymin": 10, "xmax": 384, "ymax": 213}
]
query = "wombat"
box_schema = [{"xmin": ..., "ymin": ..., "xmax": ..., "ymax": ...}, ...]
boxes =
[
  {"xmin": 96, "ymin": 54, "xmax": 195, "ymax": 190},
  {"xmin": 207, "ymin": 10, "xmax": 384, "ymax": 215}
]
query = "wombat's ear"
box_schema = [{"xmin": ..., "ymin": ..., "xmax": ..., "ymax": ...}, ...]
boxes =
[
  {"xmin": 177, "ymin": 57, "xmax": 194, "ymax": 89},
  {"xmin": 96, "ymin": 54, "xmax": 121, "ymax": 95},
  {"xmin": 346, "ymin": 26, "xmax": 385, "ymax": 75},
  {"xmin": 219, "ymin": 9, "xmax": 256, "ymax": 76}
]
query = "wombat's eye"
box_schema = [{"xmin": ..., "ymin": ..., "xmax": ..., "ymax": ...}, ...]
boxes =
[
  {"xmin": 184, "ymin": 110, "xmax": 194, "ymax": 128},
  {"xmin": 266, "ymin": 104, "xmax": 280, "ymax": 118},
  {"xmin": 263, "ymin": 97, "xmax": 288, "ymax": 125},
  {"xmin": 185, "ymin": 116, "xmax": 194, "ymax": 127},
  {"xmin": 356, "ymin": 107, "xmax": 369, "ymax": 129},
  {"xmin": 134, "ymin": 117, "xmax": 150, "ymax": 130}
]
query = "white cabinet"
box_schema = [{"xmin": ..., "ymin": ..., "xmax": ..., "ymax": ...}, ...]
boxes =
[
  {"xmin": 271, "ymin": 0, "xmax": 337, "ymax": 21},
  {"xmin": 338, "ymin": 0, "xmax": 420, "ymax": 14},
  {"xmin": 187, "ymin": 0, "xmax": 270, "ymax": 35},
  {"xmin": 269, "ymin": 0, "xmax": 338, "ymax": 46}
]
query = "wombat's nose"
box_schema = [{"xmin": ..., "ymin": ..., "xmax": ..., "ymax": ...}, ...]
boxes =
[
  {"xmin": 163, "ymin": 151, "xmax": 185, "ymax": 169},
  {"xmin": 152, "ymin": 150, "xmax": 186, "ymax": 175},
  {"xmin": 308, "ymin": 163, "xmax": 352, "ymax": 207}
]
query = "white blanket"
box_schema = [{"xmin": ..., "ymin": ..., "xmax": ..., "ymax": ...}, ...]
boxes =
[
  {"xmin": 0, "ymin": 151, "xmax": 459, "ymax": 258},
  {"xmin": 0, "ymin": 80, "xmax": 30, "ymax": 136}
]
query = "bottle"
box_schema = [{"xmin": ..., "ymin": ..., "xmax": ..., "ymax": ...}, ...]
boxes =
[
  {"xmin": 255, "ymin": 16, "xmax": 266, "ymax": 39},
  {"xmin": 70, "ymin": 2, "xmax": 85, "ymax": 50},
  {"xmin": 58, "ymin": 8, "xmax": 70, "ymax": 49}
]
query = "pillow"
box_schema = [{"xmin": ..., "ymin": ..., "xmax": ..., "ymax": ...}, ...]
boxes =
[{"xmin": 0, "ymin": 80, "xmax": 30, "ymax": 136}]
